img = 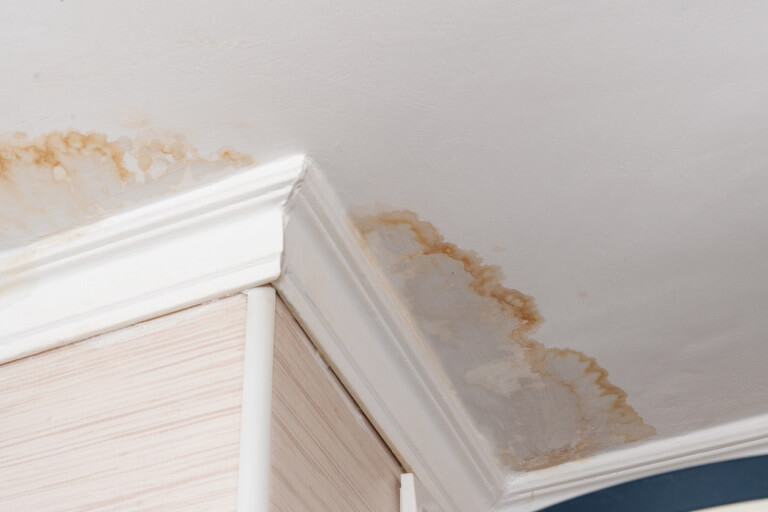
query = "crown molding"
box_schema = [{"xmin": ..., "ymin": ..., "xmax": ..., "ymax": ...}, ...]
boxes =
[
  {"xmin": 0, "ymin": 155, "xmax": 306, "ymax": 363},
  {"xmin": 495, "ymin": 412, "xmax": 768, "ymax": 511},
  {"xmin": 275, "ymin": 163, "xmax": 505, "ymax": 512}
]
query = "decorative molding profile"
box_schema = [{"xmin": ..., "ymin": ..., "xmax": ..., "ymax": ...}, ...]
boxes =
[
  {"xmin": 275, "ymin": 163, "xmax": 504, "ymax": 512},
  {"xmin": 496, "ymin": 412, "xmax": 768, "ymax": 511},
  {"xmin": 0, "ymin": 155, "xmax": 306, "ymax": 364}
]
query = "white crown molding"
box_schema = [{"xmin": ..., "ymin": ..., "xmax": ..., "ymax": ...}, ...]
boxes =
[
  {"xmin": 495, "ymin": 412, "xmax": 768, "ymax": 511},
  {"xmin": 275, "ymin": 163, "xmax": 505, "ymax": 512},
  {"xmin": 0, "ymin": 155, "xmax": 306, "ymax": 364}
]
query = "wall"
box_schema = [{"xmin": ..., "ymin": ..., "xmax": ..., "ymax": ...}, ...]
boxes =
[
  {"xmin": 271, "ymin": 296, "xmax": 402, "ymax": 512},
  {"xmin": 0, "ymin": 295, "xmax": 246, "ymax": 511}
]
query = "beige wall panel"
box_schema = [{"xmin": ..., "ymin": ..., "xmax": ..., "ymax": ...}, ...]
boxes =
[
  {"xmin": 0, "ymin": 294, "xmax": 247, "ymax": 512},
  {"xmin": 271, "ymin": 297, "xmax": 403, "ymax": 512}
]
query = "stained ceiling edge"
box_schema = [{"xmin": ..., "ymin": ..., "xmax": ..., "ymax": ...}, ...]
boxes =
[
  {"xmin": 277, "ymin": 161, "xmax": 768, "ymax": 512},
  {"xmin": 277, "ymin": 161, "xmax": 504, "ymax": 512},
  {"xmin": 0, "ymin": 155, "xmax": 305, "ymax": 363}
]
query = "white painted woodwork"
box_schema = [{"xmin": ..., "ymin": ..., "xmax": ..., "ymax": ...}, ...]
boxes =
[
  {"xmin": 0, "ymin": 294, "xmax": 247, "ymax": 512},
  {"xmin": 697, "ymin": 499, "xmax": 768, "ymax": 512},
  {"xmin": 271, "ymin": 296, "xmax": 402, "ymax": 512},
  {"xmin": 278, "ymin": 164, "xmax": 498, "ymax": 512},
  {"xmin": 239, "ymin": 287, "xmax": 277, "ymax": 512},
  {"xmin": 400, "ymin": 474, "xmax": 447, "ymax": 512},
  {"xmin": 0, "ymin": 155, "xmax": 305, "ymax": 364}
]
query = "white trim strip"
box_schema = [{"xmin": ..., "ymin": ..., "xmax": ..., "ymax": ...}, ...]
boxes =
[
  {"xmin": 401, "ymin": 473, "xmax": 447, "ymax": 512},
  {"xmin": 496, "ymin": 412, "xmax": 768, "ymax": 511},
  {"xmin": 276, "ymin": 163, "xmax": 502, "ymax": 512},
  {"xmin": 238, "ymin": 286, "xmax": 277, "ymax": 512},
  {"xmin": 697, "ymin": 498, "xmax": 768, "ymax": 512},
  {"xmin": 0, "ymin": 156, "xmax": 305, "ymax": 364},
  {"xmin": 400, "ymin": 474, "xmax": 419, "ymax": 512}
]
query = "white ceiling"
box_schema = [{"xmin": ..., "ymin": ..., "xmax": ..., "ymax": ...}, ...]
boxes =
[{"xmin": 3, "ymin": 0, "xmax": 768, "ymax": 485}]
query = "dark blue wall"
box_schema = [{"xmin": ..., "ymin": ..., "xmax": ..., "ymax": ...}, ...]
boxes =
[{"xmin": 540, "ymin": 455, "xmax": 768, "ymax": 512}]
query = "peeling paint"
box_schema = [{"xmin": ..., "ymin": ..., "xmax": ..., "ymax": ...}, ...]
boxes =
[
  {"xmin": 356, "ymin": 210, "xmax": 656, "ymax": 471},
  {"xmin": 0, "ymin": 130, "xmax": 255, "ymax": 249}
]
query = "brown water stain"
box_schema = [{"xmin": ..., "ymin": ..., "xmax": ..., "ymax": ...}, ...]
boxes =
[
  {"xmin": 356, "ymin": 210, "xmax": 655, "ymax": 471},
  {"xmin": 0, "ymin": 130, "xmax": 255, "ymax": 183},
  {"xmin": 0, "ymin": 132, "xmax": 132, "ymax": 181},
  {"xmin": 0, "ymin": 130, "xmax": 256, "ymax": 249}
]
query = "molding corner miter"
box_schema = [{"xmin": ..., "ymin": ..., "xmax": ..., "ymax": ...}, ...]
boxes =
[
  {"xmin": 0, "ymin": 155, "xmax": 307, "ymax": 364},
  {"xmin": 276, "ymin": 162, "xmax": 503, "ymax": 512}
]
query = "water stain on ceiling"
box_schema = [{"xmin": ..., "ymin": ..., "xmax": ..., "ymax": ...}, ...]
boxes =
[
  {"xmin": 356, "ymin": 210, "xmax": 656, "ymax": 471},
  {"xmin": 0, "ymin": 130, "xmax": 255, "ymax": 249}
]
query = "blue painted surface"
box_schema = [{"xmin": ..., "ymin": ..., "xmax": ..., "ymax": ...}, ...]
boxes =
[{"xmin": 540, "ymin": 455, "xmax": 768, "ymax": 512}]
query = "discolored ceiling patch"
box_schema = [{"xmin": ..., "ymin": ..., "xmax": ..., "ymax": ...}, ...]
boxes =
[
  {"xmin": 355, "ymin": 210, "xmax": 656, "ymax": 472},
  {"xmin": 0, "ymin": 130, "xmax": 255, "ymax": 249}
]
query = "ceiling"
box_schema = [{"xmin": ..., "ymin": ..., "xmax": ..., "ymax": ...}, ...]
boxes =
[{"xmin": 3, "ymin": 0, "xmax": 768, "ymax": 491}]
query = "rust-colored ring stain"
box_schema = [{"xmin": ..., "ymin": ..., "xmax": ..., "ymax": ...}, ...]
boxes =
[
  {"xmin": 0, "ymin": 130, "xmax": 256, "ymax": 249},
  {"xmin": 0, "ymin": 130, "xmax": 255, "ymax": 183},
  {"xmin": 356, "ymin": 210, "xmax": 656, "ymax": 471}
]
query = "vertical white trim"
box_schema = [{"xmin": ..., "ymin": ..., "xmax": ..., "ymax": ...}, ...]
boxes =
[
  {"xmin": 278, "ymin": 162, "xmax": 501, "ymax": 511},
  {"xmin": 401, "ymin": 473, "xmax": 447, "ymax": 512},
  {"xmin": 401, "ymin": 474, "xmax": 419, "ymax": 512},
  {"xmin": 238, "ymin": 286, "xmax": 277, "ymax": 512}
]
